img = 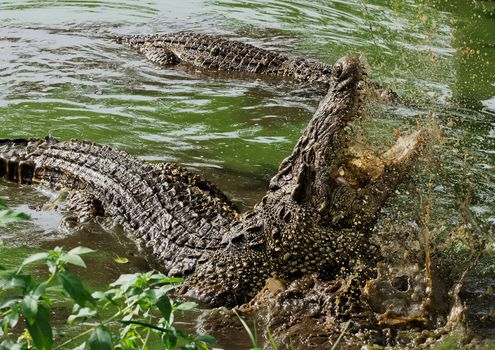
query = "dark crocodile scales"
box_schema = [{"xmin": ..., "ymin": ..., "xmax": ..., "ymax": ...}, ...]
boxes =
[{"xmin": 117, "ymin": 32, "xmax": 334, "ymax": 86}]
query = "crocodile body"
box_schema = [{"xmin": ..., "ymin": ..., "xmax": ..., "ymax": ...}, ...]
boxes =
[
  {"xmin": 0, "ymin": 138, "xmax": 238, "ymax": 276},
  {"xmin": 0, "ymin": 56, "xmax": 422, "ymax": 306},
  {"xmin": 117, "ymin": 32, "xmax": 334, "ymax": 86},
  {"xmin": 118, "ymin": 32, "xmax": 397, "ymax": 101}
]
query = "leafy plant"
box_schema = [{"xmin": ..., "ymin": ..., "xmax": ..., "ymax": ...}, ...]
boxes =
[
  {"xmin": 0, "ymin": 198, "xmax": 30, "ymax": 227},
  {"xmin": 0, "ymin": 246, "xmax": 215, "ymax": 350}
]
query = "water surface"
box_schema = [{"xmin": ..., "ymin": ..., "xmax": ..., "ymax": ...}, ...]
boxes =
[{"xmin": 0, "ymin": 0, "xmax": 494, "ymax": 348}]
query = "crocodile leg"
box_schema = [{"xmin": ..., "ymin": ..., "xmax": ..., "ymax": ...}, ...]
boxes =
[{"xmin": 139, "ymin": 43, "xmax": 180, "ymax": 66}]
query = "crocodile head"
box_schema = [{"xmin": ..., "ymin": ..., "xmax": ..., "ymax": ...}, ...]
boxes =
[
  {"xmin": 268, "ymin": 56, "xmax": 423, "ymax": 229},
  {"xmin": 187, "ymin": 56, "xmax": 424, "ymax": 306},
  {"xmin": 268, "ymin": 55, "xmax": 366, "ymax": 212}
]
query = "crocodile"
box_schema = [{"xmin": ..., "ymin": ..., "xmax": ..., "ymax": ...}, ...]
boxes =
[
  {"xmin": 117, "ymin": 32, "xmax": 397, "ymax": 101},
  {"xmin": 0, "ymin": 56, "xmax": 422, "ymax": 306},
  {"xmin": 116, "ymin": 32, "xmax": 334, "ymax": 85}
]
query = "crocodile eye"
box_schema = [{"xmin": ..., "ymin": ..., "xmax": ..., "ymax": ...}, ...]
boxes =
[{"xmin": 392, "ymin": 275, "xmax": 411, "ymax": 292}]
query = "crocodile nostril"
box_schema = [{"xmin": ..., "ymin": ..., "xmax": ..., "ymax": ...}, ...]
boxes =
[{"xmin": 392, "ymin": 275, "xmax": 411, "ymax": 292}]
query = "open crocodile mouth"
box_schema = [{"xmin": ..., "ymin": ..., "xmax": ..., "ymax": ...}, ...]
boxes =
[
  {"xmin": 265, "ymin": 55, "xmax": 425, "ymax": 231},
  {"xmin": 337, "ymin": 62, "xmax": 424, "ymax": 190},
  {"xmin": 336, "ymin": 59, "xmax": 423, "ymax": 193},
  {"xmin": 342, "ymin": 128, "xmax": 424, "ymax": 189},
  {"xmin": 295, "ymin": 56, "xmax": 427, "ymax": 230}
]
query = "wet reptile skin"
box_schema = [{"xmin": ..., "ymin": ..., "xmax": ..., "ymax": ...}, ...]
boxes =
[
  {"xmin": 117, "ymin": 32, "xmax": 334, "ymax": 86},
  {"xmin": 0, "ymin": 138, "xmax": 238, "ymax": 276},
  {"xmin": 117, "ymin": 32, "xmax": 398, "ymax": 102},
  {"xmin": 0, "ymin": 55, "xmax": 421, "ymax": 306}
]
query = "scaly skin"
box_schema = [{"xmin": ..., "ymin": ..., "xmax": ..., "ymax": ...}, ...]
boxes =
[
  {"xmin": 117, "ymin": 32, "xmax": 334, "ymax": 86},
  {"xmin": 0, "ymin": 56, "xmax": 422, "ymax": 306},
  {"xmin": 0, "ymin": 138, "xmax": 239, "ymax": 276},
  {"xmin": 185, "ymin": 56, "xmax": 422, "ymax": 305},
  {"xmin": 117, "ymin": 32, "xmax": 398, "ymax": 101}
]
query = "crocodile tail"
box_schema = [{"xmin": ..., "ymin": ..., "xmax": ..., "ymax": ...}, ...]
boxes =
[
  {"xmin": 0, "ymin": 138, "xmax": 239, "ymax": 276},
  {"xmin": 0, "ymin": 137, "xmax": 57, "ymax": 185},
  {"xmin": 0, "ymin": 137, "xmax": 238, "ymax": 218}
]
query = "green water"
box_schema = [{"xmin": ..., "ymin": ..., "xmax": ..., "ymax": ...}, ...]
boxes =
[{"xmin": 0, "ymin": 0, "xmax": 494, "ymax": 348}]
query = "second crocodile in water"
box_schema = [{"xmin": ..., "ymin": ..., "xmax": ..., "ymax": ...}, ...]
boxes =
[
  {"xmin": 117, "ymin": 31, "xmax": 397, "ymax": 100},
  {"xmin": 117, "ymin": 32, "xmax": 334, "ymax": 85}
]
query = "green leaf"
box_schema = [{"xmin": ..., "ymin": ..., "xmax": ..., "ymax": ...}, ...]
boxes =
[
  {"xmin": 45, "ymin": 285, "xmax": 63, "ymax": 294},
  {"xmin": 18, "ymin": 282, "xmax": 45, "ymax": 318},
  {"xmin": 32, "ymin": 283, "xmax": 47, "ymax": 299},
  {"xmin": 175, "ymin": 301, "xmax": 197, "ymax": 311},
  {"xmin": 110, "ymin": 273, "xmax": 139, "ymax": 290},
  {"xmin": 234, "ymin": 310, "xmax": 258, "ymax": 348},
  {"xmin": 72, "ymin": 342, "xmax": 86, "ymax": 350},
  {"xmin": 68, "ymin": 247, "xmax": 95, "ymax": 256},
  {"xmin": 61, "ymin": 253, "xmax": 87, "ymax": 268},
  {"xmin": 157, "ymin": 277, "xmax": 183, "ymax": 284},
  {"xmin": 195, "ymin": 343, "xmax": 210, "ymax": 350},
  {"xmin": 113, "ymin": 257, "xmax": 128, "ymax": 264},
  {"xmin": 155, "ymin": 294, "xmax": 172, "ymax": 323},
  {"xmin": 16, "ymin": 212, "xmax": 30, "ymax": 220},
  {"xmin": 0, "ymin": 209, "xmax": 30, "ymax": 227},
  {"xmin": 161, "ymin": 330, "xmax": 177, "ymax": 349},
  {"xmin": 26, "ymin": 304, "xmax": 53, "ymax": 350},
  {"xmin": 0, "ymin": 271, "xmax": 32, "ymax": 291},
  {"xmin": 72, "ymin": 343, "xmax": 86, "ymax": 350},
  {"xmin": 46, "ymin": 259, "xmax": 57, "ymax": 274},
  {"xmin": 0, "ymin": 296, "xmax": 21, "ymax": 309},
  {"xmin": 88, "ymin": 326, "xmax": 112, "ymax": 350},
  {"xmin": 91, "ymin": 291, "xmax": 105, "ymax": 300},
  {"xmin": 58, "ymin": 269, "xmax": 94, "ymax": 306},
  {"xmin": 0, "ymin": 339, "xmax": 25, "ymax": 350},
  {"xmin": 22, "ymin": 294, "xmax": 38, "ymax": 324},
  {"xmin": 3, "ymin": 307, "xmax": 19, "ymax": 328},
  {"xmin": 20, "ymin": 252, "xmax": 49, "ymax": 269},
  {"xmin": 155, "ymin": 284, "xmax": 180, "ymax": 299},
  {"xmin": 266, "ymin": 326, "xmax": 279, "ymax": 350}
]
